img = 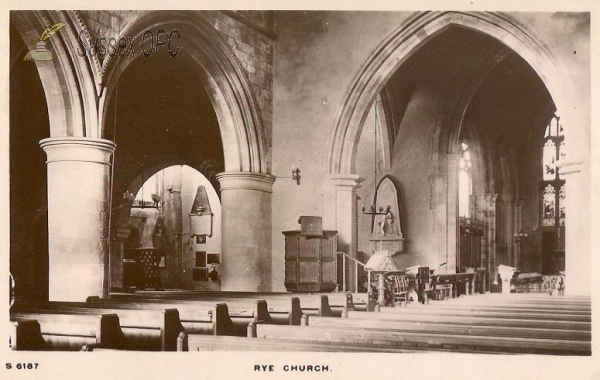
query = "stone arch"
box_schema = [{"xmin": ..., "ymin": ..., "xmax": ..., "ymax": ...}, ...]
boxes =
[
  {"xmin": 99, "ymin": 11, "xmax": 266, "ymax": 173},
  {"xmin": 113, "ymin": 162, "xmax": 220, "ymax": 228},
  {"xmin": 11, "ymin": 10, "xmax": 100, "ymax": 137},
  {"xmin": 328, "ymin": 11, "xmax": 573, "ymax": 175}
]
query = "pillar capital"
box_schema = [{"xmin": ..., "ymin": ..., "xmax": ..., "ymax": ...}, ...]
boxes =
[
  {"xmin": 40, "ymin": 137, "xmax": 115, "ymax": 164},
  {"xmin": 216, "ymin": 172, "xmax": 276, "ymax": 193},
  {"xmin": 482, "ymin": 193, "xmax": 498, "ymax": 207}
]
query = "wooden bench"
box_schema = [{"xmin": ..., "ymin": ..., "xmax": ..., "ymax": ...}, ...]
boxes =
[
  {"xmin": 10, "ymin": 313, "xmax": 125, "ymax": 351},
  {"xmin": 444, "ymin": 296, "xmax": 591, "ymax": 310},
  {"xmin": 351, "ymin": 292, "xmax": 376, "ymax": 312},
  {"xmin": 108, "ymin": 293, "xmax": 303, "ymax": 325},
  {"xmin": 88, "ymin": 297, "xmax": 256, "ymax": 336},
  {"xmin": 407, "ymin": 301, "xmax": 592, "ymax": 315},
  {"xmin": 378, "ymin": 305, "xmax": 591, "ymax": 322},
  {"xmin": 254, "ymin": 324, "xmax": 590, "ymax": 355},
  {"xmin": 346, "ymin": 310, "xmax": 592, "ymax": 331},
  {"xmin": 324, "ymin": 292, "xmax": 354, "ymax": 316},
  {"xmin": 307, "ymin": 316, "xmax": 591, "ymax": 341},
  {"xmin": 111, "ymin": 291, "xmax": 335, "ymax": 317},
  {"xmin": 12, "ymin": 301, "xmax": 183, "ymax": 351},
  {"xmin": 176, "ymin": 331, "xmax": 488, "ymax": 353},
  {"xmin": 475, "ymin": 294, "xmax": 591, "ymax": 304}
]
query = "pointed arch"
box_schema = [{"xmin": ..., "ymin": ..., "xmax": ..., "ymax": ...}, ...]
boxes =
[
  {"xmin": 11, "ymin": 10, "xmax": 100, "ymax": 137},
  {"xmin": 99, "ymin": 11, "xmax": 266, "ymax": 173},
  {"xmin": 328, "ymin": 11, "xmax": 574, "ymax": 175}
]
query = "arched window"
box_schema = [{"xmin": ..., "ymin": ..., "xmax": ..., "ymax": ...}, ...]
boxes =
[
  {"xmin": 458, "ymin": 142, "xmax": 472, "ymax": 218},
  {"xmin": 542, "ymin": 115, "xmax": 566, "ymax": 227}
]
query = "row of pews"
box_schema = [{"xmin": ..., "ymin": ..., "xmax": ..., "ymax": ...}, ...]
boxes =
[
  {"xmin": 10, "ymin": 290, "xmax": 590, "ymax": 355},
  {"xmin": 9, "ymin": 291, "xmax": 368, "ymax": 351}
]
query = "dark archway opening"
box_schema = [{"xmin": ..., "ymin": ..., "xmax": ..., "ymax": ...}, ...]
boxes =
[
  {"xmin": 10, "ymin": 23, "xmax": 50, "ymax": 300},
  {"xmin": 107, "ymin": 49, "xmax": 224, "ymax": 291},
  {"xmin": 355, "ymin": 27, "xmax": 555, "ymax": 293}
]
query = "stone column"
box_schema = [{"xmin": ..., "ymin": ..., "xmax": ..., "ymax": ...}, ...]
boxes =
[
  {"xmin": 216, "ymin": 172, "xmax": 276, "ymax": 291},
  {"xmin": 497, "ymin": 201, "xmax": 522, "ymax": 268},
  {"xmin": 560, "ymin": 161, "xmax": 590, "ymax": 295},
  {"xmin": 509, "ymin": 201, "xmax": 522, "ymax": 269},
  {"xmin": 326, "ymin": 174, "xmax": 363, "ymax": 291},
  {"xmin": 480, "ymin": 194, "xmax": 498, "ymax": 292},
  {"xmin": 556, "ymin": 109, "xmax": 590, "ymax": 295},
  {"xmin": 163, "ymin": 166, "xmax": 183, "ymax": 288},
  {"xmin": 40, "ymin": 137, "xmax": 115, "ymax": 301},
  {"xmin": 430, "ymin": 174, "xmax": 448, "ymax": 274},
  {"xmin": 446, "ymin": 153, "xmax": 461, "ymax": 273}
]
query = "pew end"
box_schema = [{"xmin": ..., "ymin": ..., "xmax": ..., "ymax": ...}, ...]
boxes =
[{"xmin": 10, "ymin": 320, "xmax": 46, "ymax": 351}]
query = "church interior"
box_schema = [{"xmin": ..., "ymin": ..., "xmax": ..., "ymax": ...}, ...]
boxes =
[{"xmin": 8, "ymin": 10, "xmax": 593, "ymax": 356}]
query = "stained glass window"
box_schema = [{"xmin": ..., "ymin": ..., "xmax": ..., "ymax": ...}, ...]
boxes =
[
  {"xmin": 543, "ymin": 184, "xmax": 556, "ymax": 226},
  {"xmin": 542, "ymin": 115, "xmax": 566, "ymax": 227},
  {"xmin": 543, "ymin": 140, "xmax": 556, "ymax": 181},
  {"xmin": 559, "ymin": 185, "xmax": 566, "ymax": 226}
]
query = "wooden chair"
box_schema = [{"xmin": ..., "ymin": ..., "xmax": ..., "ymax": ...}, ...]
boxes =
[{"xmin": 391, "ymin": 274, "xmax": 409, "ymax": 306}]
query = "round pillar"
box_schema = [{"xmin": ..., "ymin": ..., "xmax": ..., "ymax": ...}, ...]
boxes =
[
  {"xmin": 326, "ymin": 174, "xmax": 363, "ymax": 291},
  {"xmin": 216, "ymin": 172, "xmax": 276, "ymax": 291},
  {"xmin": 561, "ymin": 161, "xmax": 590, "ymax": 295},
  {"xmin": 40, "ymin": 137, "xmax": 115, "ymax": 301}
]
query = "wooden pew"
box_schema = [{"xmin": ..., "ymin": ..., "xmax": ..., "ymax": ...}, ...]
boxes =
[
  {"xmin": 254, "ymin": 324, "xmax": 590, "ymax": 355},
  {"xmin": 88, "ymin": 297, "xmax": 254, "ymax": 336},
  {"xmin": 406, "ymin": 301, "xmax": 592, "ymax": 315},
  {"xmin": 446, "ymin": 295, "xmax": 591, "ymax": 309},
  {"xmin": 111, "ymin": 291, "xmax": 335, "ymax": 317},
  {"xmin": 325, "ymin": 292, "xmax": 355, "ymax": 317},
  {"xmin": 307, "ymin": 316, "xmax": 591, "ymax": 341},
  {"xmin": 378, "ymin": 305, "xmax": 591, "ymax": 322},
  {"xmin": 10, "ymin": 312, "xmax": 125, "ymax": 351},
  {"xmin": 177, "ymin": 332, "xmax": 486, "ymax": 353},
  {"xmin": 346, "ymin": 310, "xmax": 592, "ymax": 331},
  {"xmin": 479, "ymin": 293, "xmax": 590, "ymax": 300},
  {"xmin": 474, "ymin": 294, "xmax": 591, "ymax": 303},
  {"xmin": 108, "ymin": 293, "xmax": 302, "ymax": 325},
  {"xmin": 11, "ymin": 301, "xmax": 184, "ymax": 351},
  {"xmin": 351, "ymin": 292, "xmax": 376, "ymax": 312}
]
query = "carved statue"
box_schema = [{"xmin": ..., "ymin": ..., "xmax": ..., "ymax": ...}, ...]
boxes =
[{"xmin": 378, "ymin": 206, "xmax": 395, "ymax": 236}]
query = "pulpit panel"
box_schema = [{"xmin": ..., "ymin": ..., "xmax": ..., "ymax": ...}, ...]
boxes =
[
  {"xmin": 321, "ymin": 261, "xmax": 337, "ymax": 283},
  {"xmin": 299, "ymin": 237, "xmax": 320, "ymax": 258},
  {"xmin": 283, "ymin": 230, "xmax": 338, "ymax": 292},
  {"xmin": 285, "ymin": 261, "xmax": 297, "ymax": 283},
  {"xmin": 299, "ymin": 261, "xmax": 320, "ymax": 282}
]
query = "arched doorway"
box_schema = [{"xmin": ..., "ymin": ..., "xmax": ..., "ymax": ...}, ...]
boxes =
[
  {"xmin": 114, "ymin": 165, "xmax": 222, "ymax": 291},
  {"xmin": 105, "ymin": 46, "xmax": 225, "ymax": 291},
  {"xmin": 103, "ymin": 12, "xmax": 275, "ymax": 292},
  {"xmin": 11, "ymin": 11, "xmax": 275, "ymax": 299},
  {"xmin": 337, "ymin": 12, "xmax": 573, "ymax": 292}
]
